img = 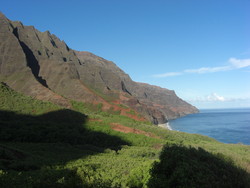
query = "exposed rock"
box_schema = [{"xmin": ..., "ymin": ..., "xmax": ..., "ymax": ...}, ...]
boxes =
[
  {"xmin": 0, "ymin": 12, "xmax": 198, "ymax": 124},
  {"xmin": 0, "ymin": 13, "xmax": 27, "ymax": 75},
  {"xmin": 74, "ymin": 51, "xmax": 198, "ymax": 123}
]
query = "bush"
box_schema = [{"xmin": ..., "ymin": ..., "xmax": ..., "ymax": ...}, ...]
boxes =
[{"xmin": 148, "ymin": 144, "xmax": 250, "ymax": 188}]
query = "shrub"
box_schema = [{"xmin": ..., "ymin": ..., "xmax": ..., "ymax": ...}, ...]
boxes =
[{"xmin": 148, "ymin": 144, "xmax": 250, "ymax": 188}]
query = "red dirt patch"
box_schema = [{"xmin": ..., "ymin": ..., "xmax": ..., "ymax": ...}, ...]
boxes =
[
  {"xmin": 112, "ymin": 99, "xmax": 147, "ymax": 122},
  {"xmin": 110, "ymin": 123, "xmax": 160, "ymax": 139}
]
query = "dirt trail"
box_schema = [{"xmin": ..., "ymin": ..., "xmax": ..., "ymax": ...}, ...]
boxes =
[{"xmin": 110, "ymin": 123, "xmax": 160, "ymax": 139}]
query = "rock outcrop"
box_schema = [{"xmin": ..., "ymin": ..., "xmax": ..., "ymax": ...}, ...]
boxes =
[
  {"xmin": 0, "ymin": 12, "xmax": 198, "ymax": 124},
  {"xmin": 74, "ymin": 51, "xmax": 198, "ymax": 123}
]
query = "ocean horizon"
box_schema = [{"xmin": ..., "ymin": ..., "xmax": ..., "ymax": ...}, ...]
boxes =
[{"xmin": 167, "ymin": 108, "xmax": 250, "ymax": 145}]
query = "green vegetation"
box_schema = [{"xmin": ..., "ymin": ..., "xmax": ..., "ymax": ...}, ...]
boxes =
[
  {"xmin": 83, "ymin": 82, "xmax": 119, "ymax": 102},
  {"xmin": 117, "ymin": 103, "xmax": 129, "ymax": 109},
  {"xmin": 0, "ymin": 82, "xmax": 250, "ymax": 187},
  {"xmin": 148, "ymin": 144, "xmax": 250, "ymax": 188},
  {"xmin": 0, "ymin": 82, "xmax": 61, "ymax": 115},
  {"xmin": 126, "ymin": 109, "xmax": 136, "ymax": 115}
]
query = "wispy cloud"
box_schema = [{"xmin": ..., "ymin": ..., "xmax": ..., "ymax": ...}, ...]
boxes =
[
  {"xmin": 229, "ymin": 58, "xmax": 250, "ymax": 68},
  {"xmin": 153, "ymin": 72, "xmax": 182, "ymax": 78},
  {"xmin": 153, "ymin": 57, "xmax": 250, "ymax": 77},
  {"xmin": 187, "ymin": 94, "xmax": 250, "ymax": 109},
  {"xmin": 188, "ymin": 93, "xmax": 226, "ymax": 102},
  {"xmin": 184, "ymin": 66, "xmax": 232, "ymax": 74},
  {"xmin": 188, "ymin": 93, "xmax": 250, "ymax": 103},
  {"xmin": 206, "ymin": 93, "xmax": 225, "ymax": 102}
]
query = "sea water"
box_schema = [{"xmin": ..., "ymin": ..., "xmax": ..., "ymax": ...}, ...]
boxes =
[{"xmin": 168, "ymin": 108, "xmax": 250, "ymax": 145}]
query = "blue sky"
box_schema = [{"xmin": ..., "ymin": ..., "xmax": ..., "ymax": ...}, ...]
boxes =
[{"xmin": 1, "ymin": 0, "xmax": 250, "ymax": 109}]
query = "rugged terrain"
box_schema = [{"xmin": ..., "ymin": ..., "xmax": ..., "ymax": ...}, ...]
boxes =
[
  {"xmin": 0, "ymin": 82, "xmax": 249, "ymax": 187},
  {"xmin": 0, "ymin": 12, "xmax": 198, "ymax": 124},
  {"xmin": 0, "ymin": 13, "xmax": 249, "ymax": 188}
]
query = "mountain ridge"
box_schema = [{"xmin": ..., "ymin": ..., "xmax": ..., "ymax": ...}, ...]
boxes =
[{"xmin": 0, "ymin": 12, "xmax": 198, "ymax": 124}]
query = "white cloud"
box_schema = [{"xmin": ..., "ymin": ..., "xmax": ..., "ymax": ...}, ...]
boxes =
[
  {"xmin": 187, "ymin": 95, "xmax": 250, "ymax": 109},
  {"xmin": 206, "ymin": 93, "xmax": 225, "ymax": 102},
  {"xmin": 153, "ymin": 72, "xmax": 182, "ymax": 77},
  {"xmin": 184, "ymin": 66, "xmax": 231, "ymax": 74},
  {"xmin": 153, "ymin": 57, "xmax": 250, "ymax": 78},
  {"xmin": 187, "ymin": 93, "xmax": 250, "ymax": 103},
  {"xmin": 229, "ymin": 58, "xmax": 250, "ymax": 68},
  {"xmin": 188, "ymin": 93, "xmax": 226, "ymax": 102}
]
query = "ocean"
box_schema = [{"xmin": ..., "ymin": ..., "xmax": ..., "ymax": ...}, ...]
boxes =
[{"xmin": 168, "ymin": 108, "xmax": 250, "ymax": 145}]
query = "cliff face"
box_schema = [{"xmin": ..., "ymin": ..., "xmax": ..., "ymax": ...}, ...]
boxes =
[
  {"xmin": 74, "ymin": 51, "xmax": 198, "ymax": 123},
  {"xmin": 0, "ymin": 12, "xmax": 198, "ymax": 124}
]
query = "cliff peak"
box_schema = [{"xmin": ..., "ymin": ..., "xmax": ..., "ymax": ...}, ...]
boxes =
[
  {"xmin": 0, "ymin": 12, "xmax": 198, "ymax": 124},
  {"xmin": 0, "ymin": 11, "xmax": 7, "ymax": 19}
]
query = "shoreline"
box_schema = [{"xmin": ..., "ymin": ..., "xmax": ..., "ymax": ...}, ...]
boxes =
[{"xmin": 158, "ymin": 122, "xmax": 173, "ymax": 130}]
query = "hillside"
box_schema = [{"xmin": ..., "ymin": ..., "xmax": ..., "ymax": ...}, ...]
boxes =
[
  {"xmin": 0, "ymin": 83, "xmax": 250, "ymax": 187},
  {"xmin": 0, "ymin": 12, "xmax": 250, "ymax": 187},
  {"xmin": 0, "ymin": 12, "xmax": 198, "ymax": 124}
]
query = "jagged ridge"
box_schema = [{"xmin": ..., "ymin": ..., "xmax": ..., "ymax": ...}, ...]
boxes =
[{"xmin": 0, "ymin": 12, "xmax": 198, "ymax": 124}]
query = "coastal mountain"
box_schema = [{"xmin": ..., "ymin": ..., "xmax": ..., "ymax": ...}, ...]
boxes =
[{"xmin": 0, "ymin": 12, "xmax": 198, "ymax": 124}]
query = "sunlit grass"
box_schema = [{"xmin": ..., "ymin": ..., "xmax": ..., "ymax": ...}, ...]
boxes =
[{"xmin": 0, "ymin": 82, "xmax": 249, "ymax": 187}]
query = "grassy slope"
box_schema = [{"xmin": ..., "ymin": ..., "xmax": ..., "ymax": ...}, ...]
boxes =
[{"xmin": 0, "ymin": 82, "xmax": 249, "ymax": 187}]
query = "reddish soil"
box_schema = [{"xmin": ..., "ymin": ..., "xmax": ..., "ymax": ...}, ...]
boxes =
[
  {"xmin": 112, "ymin": 98, "xmax": 146, "ymax": 122},
  {"xmin": 121, "ymin": 111, "xmax": 146, "ymax": 121},
  {"xmin": 110, "ymin": 123, "xmax": 160, "ymax": 139},
  {"xmin": 77, "ymin": 81, "xmax": 143, "ymax": 122},
  {"xmin": 37, "ymin": 80, "xmax": 147, "ymax": 123}
]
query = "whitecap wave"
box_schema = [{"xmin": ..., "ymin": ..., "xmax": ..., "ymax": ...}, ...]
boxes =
[
  {"xmin": 158, "ymin": 122, "xmax": 173, "ymax": 130},
  {"xmin": 165, "ymin": 122, "xmax": 173, "ymax": 130}
]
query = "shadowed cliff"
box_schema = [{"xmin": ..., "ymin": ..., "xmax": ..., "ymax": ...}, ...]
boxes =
[{"xmin": 0, "ymin": 12, "xmax": 198, "ymax": 124}]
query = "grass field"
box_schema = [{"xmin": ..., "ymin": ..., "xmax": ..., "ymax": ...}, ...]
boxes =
[{"xmin": 0, "ymin": 82, "xmax": 249, "ymax": 187}]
